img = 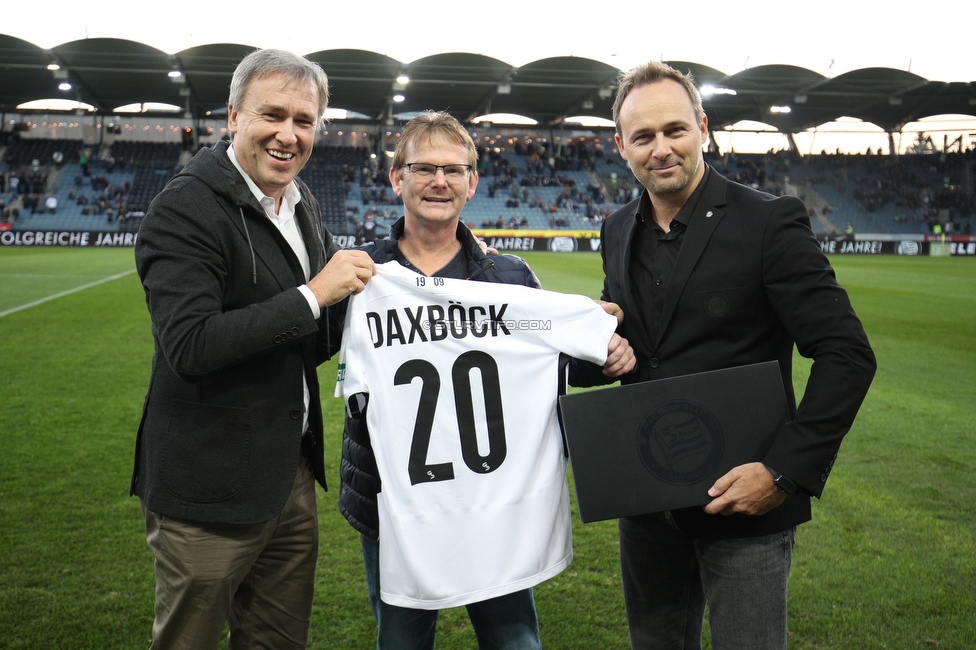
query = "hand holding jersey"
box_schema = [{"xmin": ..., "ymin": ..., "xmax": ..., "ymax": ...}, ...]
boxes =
[
  {"xmin": 306, "ymin": 248, "xmax": 377, "ymax": 307},
  {"xmin": 335, "ymin": 261, "xmax": 617, "ymax": 608},
  {"xmin": 595, "ymin": 300, "xmax": 637, "ymax": 377}
]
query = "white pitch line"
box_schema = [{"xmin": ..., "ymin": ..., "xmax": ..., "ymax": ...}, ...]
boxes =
[{"xmin": 0, "ymin": 268, "xmax": 138, "ymax": 319}]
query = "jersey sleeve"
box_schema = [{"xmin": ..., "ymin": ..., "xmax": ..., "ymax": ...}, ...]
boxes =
[
  {"xmin": 334, "ymin": 290, "xmax": 369, "ymax": 401},
  {"xmin": 524, "ymin": 290, "xmax": 617, "ymax": 366}
]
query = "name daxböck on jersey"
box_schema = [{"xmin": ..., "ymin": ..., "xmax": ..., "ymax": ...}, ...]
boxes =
[{"xmin": 365, "ymin": 302, "xmax": 551, "ymax": 348}]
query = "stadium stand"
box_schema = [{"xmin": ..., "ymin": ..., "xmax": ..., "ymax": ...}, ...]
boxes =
[
  {"xmin": 1, "ymin": 139, "xmax": 187, "ymax": 233},
  {"xmin": 3, "ymin": 132, "xmax": 974, "ymax": 238},
  {"xmin": 297, "ymin": 145, "xmax": 371, "ymax": 235}
]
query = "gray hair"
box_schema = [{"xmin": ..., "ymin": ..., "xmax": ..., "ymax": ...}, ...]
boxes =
[
  {"xmin": 228, "ymin": 49, "xmax": 329, "ymax": 122},
  {"xmin": 612, "ymin": 61, "xmax": 704, "ymax": 133}
]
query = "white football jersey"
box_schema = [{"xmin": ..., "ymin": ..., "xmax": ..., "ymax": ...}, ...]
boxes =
[{"xmin": 335, "ymin": 261, "xmax": 616, "ymax": 609}]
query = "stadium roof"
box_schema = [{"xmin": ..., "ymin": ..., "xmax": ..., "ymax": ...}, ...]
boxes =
[{"xmin": 2, "ymin": 34, "xmax": 975, "ymax": 133}]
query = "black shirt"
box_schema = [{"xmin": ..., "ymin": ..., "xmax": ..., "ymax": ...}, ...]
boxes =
[
  {"xmin": 394, "ymin": 240, "xmax": 469, "ymax": 280},
  {"xmin": 628, "ymin": 166, "xmax": 711, "ymax": 343}
]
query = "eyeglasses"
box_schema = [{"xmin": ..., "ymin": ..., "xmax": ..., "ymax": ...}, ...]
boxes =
[{"xmin": 402, "ymin": 163, "xmax": 472, "ymax": 179}]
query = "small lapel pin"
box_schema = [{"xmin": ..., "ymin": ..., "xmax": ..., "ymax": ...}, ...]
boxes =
[{"xmin": 705, "ymin": 211, "xmax": 714, "ymax": 218}]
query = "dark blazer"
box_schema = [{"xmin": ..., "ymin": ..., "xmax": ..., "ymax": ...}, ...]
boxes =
[
  {"xmin": 131, "ymin": 141, "xmax": 339, "ymax": 525},
  {"xmin": 572, "ymin": 167, "xmax": 876, "ymax": 539}
]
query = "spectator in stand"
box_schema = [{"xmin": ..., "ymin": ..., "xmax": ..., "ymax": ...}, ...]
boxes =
[
  {"xmin": 24, "ymin": 193, "xmax": 39, "ymax": 214},
  {"xmin": 45, "ymin": 195, "xmax": 57, "ymax": 213},
  {"xmin": 362, "ymin": 212, "xmax": 377, "ymax": 243}
]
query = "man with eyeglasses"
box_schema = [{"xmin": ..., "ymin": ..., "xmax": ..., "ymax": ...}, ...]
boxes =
[{"xmin": 336, "ymin": 111, "xmax": 633, "ymax": 649}]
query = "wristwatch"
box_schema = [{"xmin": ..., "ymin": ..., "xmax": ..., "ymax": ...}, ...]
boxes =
[{"xmin": 765, "ymin": 466, "xmax": 797, "ymax": 495}]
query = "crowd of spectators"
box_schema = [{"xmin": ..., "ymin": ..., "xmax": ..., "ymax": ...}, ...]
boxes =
[
  {"xmin": 478, "ymin": 215, "xmax": 530, "ymax": 229},
  {"xmin": 4, "ymin": 130, "xmax": 976, "ymax": 237},
  {"xmin": 471, "ymin": 139, "xmax": 629, "ymax": 228},
  {"xmin": 0, "ymin": 135, "xmax": 166, "ymax": 228},
  {"xmin": 476, "ymin": 137, "xmax": 606, "ymax": 178},
  {"xmin": 341, "ymin": 157, "xmax": 402, "ymax": 237},
  {"xmin": 346, "ymin": 207, "xmax": 397, "ymax": 242},
  {"xmin": 801, "ymin": 149, "xmax": 976, "ymax": 233},
  {"xmin": 2, "ymin": 170, "xmax": 51, "ymax": 224},
  {"xmin": 337, "ymin": 139, "xmax": 976, "ymax": 236}
]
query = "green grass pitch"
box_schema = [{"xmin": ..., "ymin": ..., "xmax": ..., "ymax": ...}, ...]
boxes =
[{"xmin": 0, "ymin": 247, "xmax": 973, "ymax": 648}]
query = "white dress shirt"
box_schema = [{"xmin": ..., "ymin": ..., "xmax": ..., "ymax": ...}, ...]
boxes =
[{"xmin": 228, "ymin": 143, "xmax": 320, "ymax": 432}]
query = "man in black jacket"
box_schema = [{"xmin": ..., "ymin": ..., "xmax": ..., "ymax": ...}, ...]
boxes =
[
  {"xmin": 338, "ymin": 111, "xmax": 633, "ymax": 650},
  {"xmin": 133, "ymin": 49, "xmax": 375, "ymax": 649},
  {"xmin": 571, "ymin": 61, "xmax": 876, "ymax": 650}
]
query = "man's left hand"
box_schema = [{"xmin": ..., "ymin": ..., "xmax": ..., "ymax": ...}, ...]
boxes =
[
  {"xmin": 703, "ymin": 462, "xmax": 787, "ymax": 516},
  {"xmin": 595, "ymin": 300, "xmax": 625, "ymax": 325}
]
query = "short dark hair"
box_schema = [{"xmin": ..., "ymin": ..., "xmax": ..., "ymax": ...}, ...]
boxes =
[
  {"xmin": 392, "ymin": 111, "xmax": 478, "ymax": 170},
  {"xmin": 228, "ymin": 49, "xmax": 330, "ymax": 122},
  {"xmin": 612, "ymin": 61, "xmax": 704, "ymax": 133}
]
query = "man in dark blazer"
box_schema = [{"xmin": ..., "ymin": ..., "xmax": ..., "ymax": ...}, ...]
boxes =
[
  {"xmin": 132, "ymin": 49, "xmax": 375, "ymax": 649},
  {"xmin": 570, "ymin": 61, "xmax": 876, "ymax": 649}
]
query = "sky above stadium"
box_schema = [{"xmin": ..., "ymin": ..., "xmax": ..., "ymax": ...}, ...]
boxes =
[{"xmin": 14, "ymin": 0, "xmax": 975, "ymax": 81}]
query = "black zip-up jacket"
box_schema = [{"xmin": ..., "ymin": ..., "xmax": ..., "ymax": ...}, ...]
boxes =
[{"xmin": 132, "ymin": 141, "xmax": 339, "ymax": 524}]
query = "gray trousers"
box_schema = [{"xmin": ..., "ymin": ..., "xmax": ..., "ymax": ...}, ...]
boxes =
[{"xmin": 619, "ymin": 512, "xmax": 795, "ymax": 650}]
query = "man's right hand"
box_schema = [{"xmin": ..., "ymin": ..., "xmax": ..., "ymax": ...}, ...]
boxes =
[
  {"xmin": 307, "ymin": 250, "xmax": 377, "ymax": 307},
  {"xmin": 603, "ymin": 333, "xmax": 636, "ymax": 377}
]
